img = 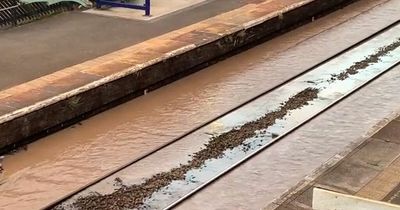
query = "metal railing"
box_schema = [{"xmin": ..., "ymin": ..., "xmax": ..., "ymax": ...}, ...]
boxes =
[
  {"xmin": 95, "ymin": 0, "xmax": 150, "ymax": 16},
  {"xmin": 0, "ymin": 0, "xmax": 73, "ymax": 28}
]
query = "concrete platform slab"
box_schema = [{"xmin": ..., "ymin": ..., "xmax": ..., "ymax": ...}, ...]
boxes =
[
  {"xmin": 357, "ymin": 157, "xmax": 400, "ymax": 200},
  {"xmin": 84, "ymin": 0, "xmax": 207, "ymax": 21},
  {"xmin": 347, "ymin": 138, "xmax": 400, "ymax": 170},
  {"xmin": 373, "ymin": 120, "xmax": 400, "ymax": 144},
  {"xmin": 317, "ymin": 162, "xmax": 381, "ymax": 193},
  {"xmin": 273, "ymin": 116, "xmax": 400, "ymax": 210},
  {"xmin": 0, "ymin": 0, "xmax": 249, "ymax": 91},
  {"xmin": 313, "ymin": 188, "xmax": 400, "ymax": 210}
]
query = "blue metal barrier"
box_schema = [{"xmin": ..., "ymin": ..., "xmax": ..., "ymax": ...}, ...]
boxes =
[{"xmin": 95, "ymin": 0, "xmax": 150, "ymax": 16}]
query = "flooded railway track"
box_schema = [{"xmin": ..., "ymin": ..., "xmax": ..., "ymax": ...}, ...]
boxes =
[{"xmin": 44, "ymin": 19, "xmax": 400, "ymax": 210}]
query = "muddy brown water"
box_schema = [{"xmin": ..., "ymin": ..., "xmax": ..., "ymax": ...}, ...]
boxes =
[
  {"xmin": 66, "ymin": 88, "xmax": 319, "ymax": 210},
  {"xmin": 0, "ymin": 0, "xmax": 398, "ymax": 209},
  {"xmin": 59, "ymin": 20, "xmax": 400, "ymax": 209}
]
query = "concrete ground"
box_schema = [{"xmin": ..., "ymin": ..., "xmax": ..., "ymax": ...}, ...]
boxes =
[
  {"xmin": 84, "ymin": 0, "xmax": 207, "ymax": 21},
  {"xmin": 0, "ymin": 0, "xmax": 250, "ymax": 90},
  {"xmin": 273, "ymin": 117, "xmax": 400, "ymax": 210}
]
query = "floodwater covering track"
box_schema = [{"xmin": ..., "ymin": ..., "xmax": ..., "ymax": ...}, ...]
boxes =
[{"xmin": 48, "ymin": 20, "xmax": 400, "ymax": 210}]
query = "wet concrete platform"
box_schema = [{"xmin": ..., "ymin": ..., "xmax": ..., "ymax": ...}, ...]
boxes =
[
  {"xmin": 84, "ymin": 0, "xmax": 207, "ymax": 21},
  {"xmin": 0, "ymin": 0, "xmax": 249, "ymax": 90},
  {"xmin": 272, "ymin": 117, "xmax": 400, "ymax": 210},
  {"xmin": 0, "ymin": 0, "xmax": 355, "ymax": 151}
]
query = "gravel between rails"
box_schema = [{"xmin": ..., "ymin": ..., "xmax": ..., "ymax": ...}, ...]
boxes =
[
  {"xmin": 331, "ymin": 37, "xmax": 400, "ymax": 81},
  {"xmin": 56, "ymin": 88, "xmax": 319, "ymax": 210},
  {"xmin": 50, "ymin": 31, "xmax": 400, "ymax": 210}
]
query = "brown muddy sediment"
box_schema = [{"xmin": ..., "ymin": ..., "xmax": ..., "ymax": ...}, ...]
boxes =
[
  {"xmin": 67, "ymin": 88, "xmax": 319, "ymax": 210},
  {"xmin": 331, "ymin": 37, "xmax": 400, "ymax": 81},
  {"xmin": 2, "ymin": 2, "xmax": 396, "ymax": 208},
  {"xmin": 67, "ymin": 35, "xmax": 400, "ymax": 209}
]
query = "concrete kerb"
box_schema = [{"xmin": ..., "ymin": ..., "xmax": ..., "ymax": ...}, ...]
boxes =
[{"xmin": 0, "ymin": 0, "xmax": 358, "ymax": 151}]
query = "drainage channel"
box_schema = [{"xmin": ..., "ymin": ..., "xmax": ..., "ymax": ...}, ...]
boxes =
[{"xmin": 49, "ymin": 22, "xmax": 400, "ymax": 210}]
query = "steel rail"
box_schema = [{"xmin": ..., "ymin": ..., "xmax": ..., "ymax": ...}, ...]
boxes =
[
  {"xmin": 165, "ymin": 43, "xmax": 400, "ymax": 210},
  {"xmin": 44, "ymin": 19, "xmax": 400, "ymax": 210}
]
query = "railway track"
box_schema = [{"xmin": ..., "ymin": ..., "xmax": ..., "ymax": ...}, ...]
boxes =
[
  {"xmin": 0, "ymin": 0, "xmax": 73, "ymax": 29},
  {"xmin": 46, "ymin": 20, "xmax": 400, "ymax": 210}
]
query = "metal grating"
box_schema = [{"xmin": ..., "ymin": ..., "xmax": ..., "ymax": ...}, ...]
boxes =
[{"xmin": 0, "ymin": 0, "xmax": 73, "ymax": 29}]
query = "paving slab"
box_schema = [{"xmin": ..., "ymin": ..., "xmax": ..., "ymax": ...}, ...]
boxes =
[
  {"xmin": 317, "ymin": 161, "xmax": 381, "ymax": 193},
  {"xmin": 273, "ymin": 116, "xmax": 400, "ymax": 209},
  {"xmin": 373, "ymin": 120, "xmax": 400, "ymax": 144},
  {"xmin": 347, "ymin": 138, "xmax": 400, "ymax": 170},
  {"xmin": 357, "ymin": 158, "xmax": 400, "ymax": 200}
]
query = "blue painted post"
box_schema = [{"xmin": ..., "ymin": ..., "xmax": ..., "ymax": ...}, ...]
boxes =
[
  {"xmin": 144, "ymin": 0, "xmax": 150, "ymax": 16},
  {"xmin": 95, "ymin": 0, "xmax": 101, "ymax": 8}
]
